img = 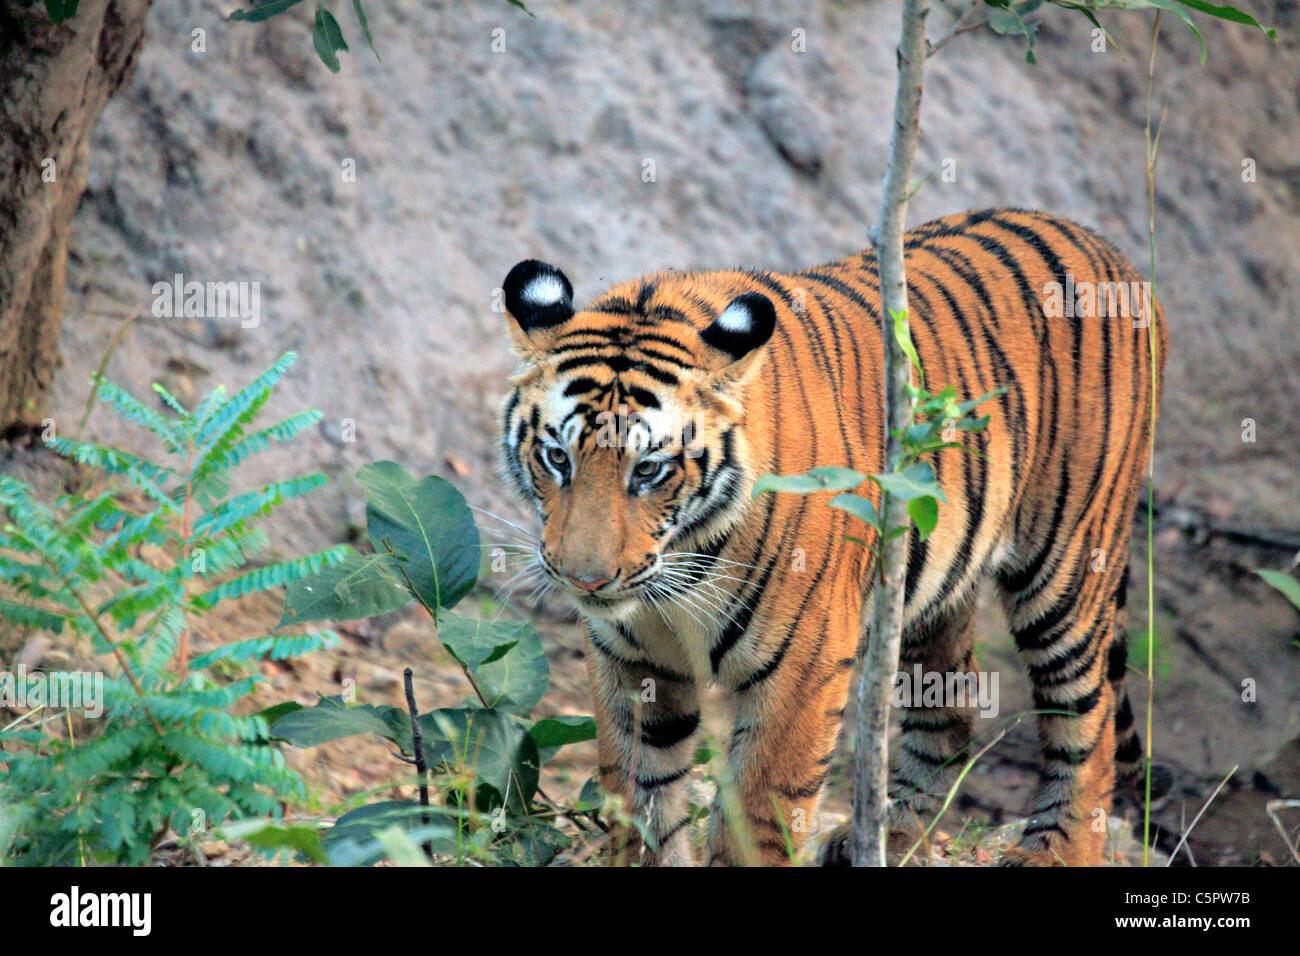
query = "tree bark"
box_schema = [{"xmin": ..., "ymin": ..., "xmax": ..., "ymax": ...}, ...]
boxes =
[
  {"xmin": 0, "ymin": 0, "xmax": 153, "ymax": 434},
  {"xmin": 852, "ymin": 0, "xmax": 930, "ymax": 867}
]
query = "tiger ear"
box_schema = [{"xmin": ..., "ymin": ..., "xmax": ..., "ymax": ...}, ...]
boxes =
[
  {"xmin": 503, "ymin": 259, "xmax": 575, "ymax": 358},
  {"xmin": 698, "ymin": 293, "xmax": 777, "ymax": 386}
]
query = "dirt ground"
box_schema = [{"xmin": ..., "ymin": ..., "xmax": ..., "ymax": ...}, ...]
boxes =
[{"xmin": 4, "ymin": 0, "xmax": 1300, "ymax": 866}]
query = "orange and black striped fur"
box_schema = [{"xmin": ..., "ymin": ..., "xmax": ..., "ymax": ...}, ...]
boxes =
[{"xmin": 498, "ymin": 208, "xmax": 1165, "ymax": 866}]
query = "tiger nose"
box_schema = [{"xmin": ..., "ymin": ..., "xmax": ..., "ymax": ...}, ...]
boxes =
[{"xmin": 565, "ymin": 573, "xmax": 614, "ymax": 593}]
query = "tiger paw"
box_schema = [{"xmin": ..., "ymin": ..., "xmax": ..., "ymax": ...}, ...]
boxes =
[
  {"xmin": 815, "ymin": 821, "xmax": 939, "ymax": 866},
  {"xmin": 998, "ymin": 846, "xmax": 1067, "ymax": 867}
]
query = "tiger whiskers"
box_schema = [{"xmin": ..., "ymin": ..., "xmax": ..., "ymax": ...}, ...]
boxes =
[{"xmin": 470, "ymin": 504, "xmax": 539, "ymax": 543}]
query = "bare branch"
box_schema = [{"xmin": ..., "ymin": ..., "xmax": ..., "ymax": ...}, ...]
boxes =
[{"xmin": 927, "ymin": 0, "xmax": 986, "ymax": 58}]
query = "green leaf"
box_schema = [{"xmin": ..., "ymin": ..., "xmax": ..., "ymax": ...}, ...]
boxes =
[
  {"xmin": 908, "ymin": 495, "xmax": 940, "ymax": 542},
  {"xmin": 228, "ymin": 0, "xmax": 304, "ymax": 21},
  {"xmin": 1174, "ymin": 0, "xmax": 1277, "ymax": 39},
  {"xmin": 219, "ymin": 819, "xmax": 328, "ymax": 865},
  {"xmin": 1126, "ymin": 0, "xmax": 1207, "ymax": 62},
  {"xmin": 351, "ymin": 0, "xmax": 379, "ymax": 58},
  {"xmin": 573, "ymin": 777, "xmax": 604, "ymax": 812},
  {"xmin": 437, "ymin": 613, "xmax": 527, "ymax": 669},
  {"xmin": 987, "ymin": 0, "xmax": 1040, "ymax": 64},
  {"xmin": 312, "ymin": 5, "xmax": 349, "ymax": 73},
  {"xmin": 890, "ymin": 308, "xmax": 925, "ymax": 387},
  {"xmin": 43, "ymin": 0, "xmax": 79, "ymax": 23},
  {"xmin": 828, "ymin": 493, "xmax": 880, "ymax": 529},
  {"xmin": 323, "ymin": 802, "xmax": 463, "ymax": 866},
  {"xmin": 269, "ymin": 696, "xmax": 406, "ymax": 748},
  {"xmin": 1256, "ymin": 570, "xmax": 1300, "ymax": 611},
  {"xmin": 279, "ymin": 549, "xmax": 410, "ymax": 626},
  {"xmin": 194, "ymin": 544, "xmax": 349, "ymax": 610},
  {"xmin": 529, "ymin": 715, "xmax": 597, "ymax": 764},
  {"xmin": 473, "ymin": 625, "xmax": 548, "ymax": 715},
  {"xmin": 421, "ymin": 708, "xmax": 540, "ymax": 813},
  {"xmin": 253, "ymin": 700, "xmax": 304, "ymax": 732},
  {"xmin": 871, "ymin": 462, "xmax": 947, "ymax": 503},
  {"xmin": 356, "ymin": 461, "xmax": 479, "ymax": 612},
  {"xmin": 190, "ymin": 631, "xmax": 336, "ymax": 669},
  {"xmin": 752, "ymin": 466, "xmax": 865, "ymax": 498},
  {"xmin": 0, "ymin": 599, "xmax": 65, "ymax": 634}
]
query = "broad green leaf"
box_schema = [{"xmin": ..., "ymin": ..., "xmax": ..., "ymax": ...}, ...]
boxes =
[
  {"xmin": 279, "ymin": 549, "xmax": 410, "ymax": 626},
  {"xmin": 828, "ymin": 493, "xmax": 880, "ymax": 529},
  {"xmin": 269, "ymin": 696, "xmax": 406, "ymax": 747},
  {"xmin": 752, "ymin": 466, "xmax": 865, "ymax": 498},
  {"xmin": 437, "ymin": 613, "xmax": 527, "ymax": 669},
  {"xmin": 908, "ymin": 495, "xmax": 940, "ymax": 541},
  {"xmin": 43, "ymin": 0, "xmax": 79, "ymax": 23},
  {"xmin": 219, "ymin": 819, "xmax": 328, "ymax": 865},
  {"xmin": 323, "ymin": 802, "xmax": 464, "ymax": 866},
  {"xmin": 871, "ymin": 462, "xmax": 947, "ymax": 503},
  {"xmin": 356, "ymin": 461, "xmax": 479, "ymax": 611},
  {"xmin": 421, "ymin": 708, "xmax": 540, "ymax": 812},
  {"xmin": 253, "ymin": 700, "xmax": 304, "ymax": 731},
  {"xmin": 987, "ymin": 0, "xmax": 1041, "ymax": 64},
  {"xmin": 473, "ymin": 625, "xmax": 548, "ymax": 715},
  {"xmin": 312, "ymin": 5, "xmax": 349, "ymax": 73},
  {"xmin": 573, "ymin": 777, "xmax": 604, "ymax": 812},
  {"xmin": 1256, "ymin": 570, "xmax": 1300, "ymax": 611},
  {"xmin": 529, "ymin": 715, "xmax": 597, "ymax": 763}
]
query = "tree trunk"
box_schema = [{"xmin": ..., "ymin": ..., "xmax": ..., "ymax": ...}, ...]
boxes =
[
  {"xmin": 852, "ymin": 0, "xmax": 930, "ymax": 867},
  {"xmin": 0, "ymin": 0, "xmax": 153, "ymax": 434}
]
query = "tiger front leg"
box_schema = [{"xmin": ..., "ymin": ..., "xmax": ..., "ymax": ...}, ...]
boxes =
[
  {"xmin": 708, "ymin": 618, "xmax": 858, "ymax": 866},
  {"xmin": 585, "ymin": 629, "xmax": 702, "ymax": 866}
]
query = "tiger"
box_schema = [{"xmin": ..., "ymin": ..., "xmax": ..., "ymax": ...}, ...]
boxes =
[{"xmin": 497, "ymin": 208, "xmax": 1166, "ymax": 866}]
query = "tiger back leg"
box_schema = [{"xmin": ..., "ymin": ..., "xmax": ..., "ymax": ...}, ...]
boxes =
[
  {"xmin": 1107, "ymin": 564, "xmax": 1145, "ymax": 802},
  {"xmin": 995, "ymin": 514, "xmax": 1134, "ymax": 866},
  {"xmin": 892, "ymin": 593, "xmax": 980, "ymax": 829},
  {"xmin": 817, "ymin": 593, "xmax": 981, "ymax": 866}
]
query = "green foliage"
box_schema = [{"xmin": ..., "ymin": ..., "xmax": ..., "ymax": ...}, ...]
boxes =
[
  {"xmin": 312, "ymin": 5, "xmax": 349, "ymax": 73},
  {"xmin": 983, "ymin": 0, "xmax": 1276, "ymax": 65},
  {"xmin": 42, "ymin": 0, "xmax": 79, "ymax": 23},
  {"xmin": 755, "ymin": 310, "xmax": 1002, "ymax": 555},
  {"xmin": 0, "ymin": 353, "xmax": 339, "ymax": 865},
  {"xmin": 226, "ymin": 0, "xmax": 532, "ymax": 73},
  {"xmin": 270, "ymin": 463, "xmax": 598, "ymax": 866}
]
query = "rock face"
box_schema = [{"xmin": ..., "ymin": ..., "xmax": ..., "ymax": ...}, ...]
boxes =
[
  {"xmin": 45, "ymin": 0, "xmax": 1300, "ymax": 827},
  {"xmin": 58, "ymin": 0, "xmax": 1299, "ymax": 539}
]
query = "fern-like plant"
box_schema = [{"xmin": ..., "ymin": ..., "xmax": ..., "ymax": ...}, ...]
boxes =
[{"xmin": 0, "ymin": 352, "xmax": 344, "ymax": 865}]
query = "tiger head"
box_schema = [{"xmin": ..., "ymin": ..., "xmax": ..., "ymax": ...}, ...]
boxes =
[{"xmin": 498, "ymin": 258, "xmax": 777, "ymax": 620}]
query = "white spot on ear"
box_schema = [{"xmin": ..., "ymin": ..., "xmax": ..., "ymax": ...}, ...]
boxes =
[
  {"xmin": 716, "ymin": 301, "xmax": 752, "ymax": 333},
  {"xmin": 523, "ymin": 273, "xmax": 566, "ymax": 306}
]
